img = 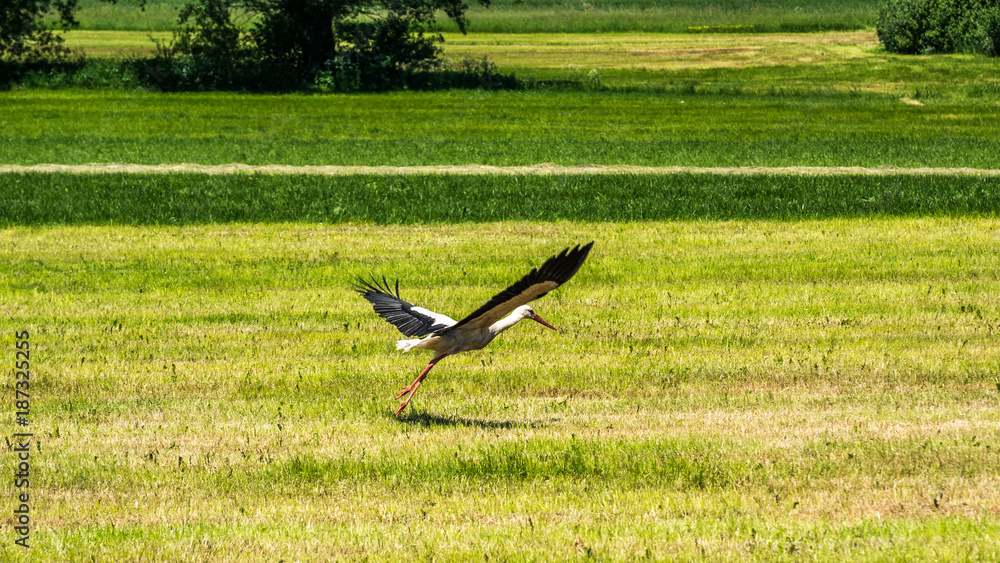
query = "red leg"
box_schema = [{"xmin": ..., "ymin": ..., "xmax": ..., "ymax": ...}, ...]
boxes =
[{"xmin": 395, "ymin": 354, "xmax": 447, "ymax": 416}]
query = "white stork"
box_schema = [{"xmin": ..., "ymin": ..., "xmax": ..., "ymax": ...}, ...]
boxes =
[{"xmin": 354, "ymin": 242, "xmax": 594, "ymax": 416}]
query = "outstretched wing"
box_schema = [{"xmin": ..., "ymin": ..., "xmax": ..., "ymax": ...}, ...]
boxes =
[
  {"xmin": 353, "ymin": 276, "xmax": 457, "ymax": 337},
  {"xmin": 441, "ymin": 241, "xmax": 594, "ymax": 334}
]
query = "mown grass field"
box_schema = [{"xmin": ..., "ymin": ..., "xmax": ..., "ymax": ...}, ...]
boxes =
[
  {"xmin": 3, "ymin": 205, "xmax": 1000, "ymax": 560},
  {"xmin": 4, "ymin": 85, "xmax": 1000, "ymax": 168}
]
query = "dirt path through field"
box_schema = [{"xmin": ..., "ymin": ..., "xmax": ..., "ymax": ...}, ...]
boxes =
[{"xmin": 4, "ymin": 163, "xmax": 1000, "ymax": 176}]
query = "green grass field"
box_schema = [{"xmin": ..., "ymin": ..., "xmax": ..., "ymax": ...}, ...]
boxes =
[
  {"xmin": 4, "ymin": 87, "xmax": 1000, "ymax": 168},
  {"xmin": 3, "ymin": 211, "xmax": 1000, "ymax": 560}
]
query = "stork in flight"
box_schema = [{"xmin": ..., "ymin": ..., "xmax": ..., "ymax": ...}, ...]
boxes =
[{"xmin": 354, "ymin": 242, "xmax": 594, "ymax": 416}]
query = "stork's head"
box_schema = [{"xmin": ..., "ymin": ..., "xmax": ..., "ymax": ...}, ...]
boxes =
[{"xmin": 518, "ymin": 305, "xmax": 557, "ymax": 331}]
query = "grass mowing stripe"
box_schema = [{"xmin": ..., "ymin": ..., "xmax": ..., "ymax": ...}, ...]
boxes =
[
  {"xmin": 2, "ymin": 173, "xmax": 999, "ymax": 225},
  {"xmin": 41, "ymin": 433, "xmax": 1000, "ymax": 491},
  {"xmin": 6, "ymin": 164, "xmax": 1000, "ymax": 175}
]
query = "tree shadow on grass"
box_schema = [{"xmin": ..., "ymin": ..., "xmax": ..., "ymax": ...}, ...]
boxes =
[{"xmin": 398, "ymin": 411, "xmax": 548, "ymax": 430}]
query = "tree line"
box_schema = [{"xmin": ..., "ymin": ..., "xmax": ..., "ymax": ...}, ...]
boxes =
[{"xmin": 0, "ymin": 0, "xmax": 521, "ymax": 91}]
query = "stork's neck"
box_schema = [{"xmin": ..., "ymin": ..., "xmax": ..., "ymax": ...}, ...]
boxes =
[{"xmin": 489, "ymin": 310, "xmax": 528, "ymax": 336}]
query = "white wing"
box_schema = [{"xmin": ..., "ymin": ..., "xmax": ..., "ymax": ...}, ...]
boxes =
[{"xmin": 354, "ymin": 276, "xmax": 457, "ymax": 337}]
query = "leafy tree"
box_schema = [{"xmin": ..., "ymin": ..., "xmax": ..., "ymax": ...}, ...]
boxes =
[
  {"xmin": 245, "ymin": 0, "xmax": 478, "ymax": 70},
  {"xmin": 877, "ymin": 0, "xmax": 1000, "ymax": 55},
  {"xmin": 165, "ymin": 0, "xmax": 491, "ymax": 89},
  {"xmin": 0, "ymin": 0, "xmax": 79, "ymax": 61}
]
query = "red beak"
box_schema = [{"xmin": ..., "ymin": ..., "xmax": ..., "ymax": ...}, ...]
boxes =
[{"xmin": 533, "ymin": 313, "xmax": 557, "ymax": 331}]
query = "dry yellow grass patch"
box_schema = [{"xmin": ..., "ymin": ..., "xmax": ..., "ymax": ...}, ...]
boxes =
[
  {"xmin": 440, "ymin": 31, "xmax": 879, "ymax": 71},
  {"xmin": 56, "ymin": 30, "xmax": 172, "ymax": 57}
]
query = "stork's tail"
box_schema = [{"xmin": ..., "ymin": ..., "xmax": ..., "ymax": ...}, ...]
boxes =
[{"xmin": 396, "ymin": 338, "xmax": 422, "ymax": 352}]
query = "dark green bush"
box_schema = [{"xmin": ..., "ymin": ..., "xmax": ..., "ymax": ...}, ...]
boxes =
[
  {"xmin": 877, "ymin": 0, "xmax": 1000, "ymax": 55},
  {"xmin": 0, "ymin": 54, "xmax": 521, "ymax": 92},
  {"xmin": 973, "ymin": 5, "xmax": 1000, "ymax": 55}
]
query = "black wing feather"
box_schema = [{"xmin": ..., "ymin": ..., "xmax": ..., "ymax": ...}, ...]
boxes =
[
  {"xmin": 442, "ymin": 241, "xmax": 594, "ymax": 333},
  {"xmin": 353, "ymin": 276, "xmax": 455, "ymax": 337}
]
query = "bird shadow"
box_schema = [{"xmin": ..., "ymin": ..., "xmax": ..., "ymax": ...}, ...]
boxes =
[{"xmin": 398, "ymin": 411, "xmax": 548, "ymax": 430}]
